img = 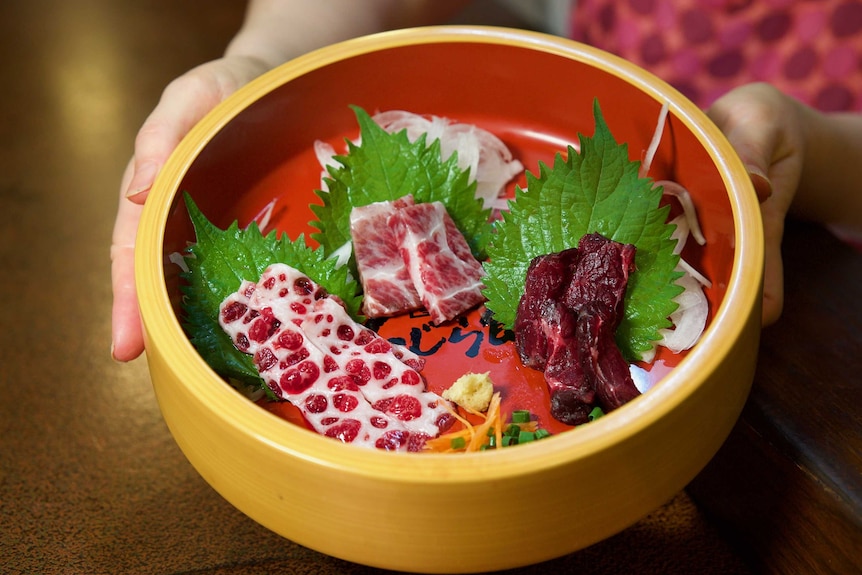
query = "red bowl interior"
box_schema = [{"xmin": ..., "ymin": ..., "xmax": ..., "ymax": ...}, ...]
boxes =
[{"xmin": 162, "ymin": 37, "xmax": 734, "ymax": 435}]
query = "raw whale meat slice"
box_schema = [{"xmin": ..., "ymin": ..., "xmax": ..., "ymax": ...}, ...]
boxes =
[
  {"xmin": 248, "ymin": 264, "xmax": 452, "ymax": 437},
  {"xmin": 564, "ymin": 233, "xmax": 636, "ymax": 330},
  {"xmin": 350, "ymin": 196, "xmax": 422, "ymax": 318},
  {"xmin": 514, "ymin": 247, "xmax": 580, "ymax": 370},
  {"xmin": 514, "ymin": 233, "xmax": 640, "ymax": 425},
  {"xmin": 389, "ymin": 201, "xmax": 486, "ymax": 324},
  {"xmin": 567, "ymin": 235, "xmax": 640, "ymax": 411},
  {"xmin": 220, "ymin": 283, "xmax": 421, "ymax": 450},
  {"xmin": 576, "ymin": 302, "xmax": 641, "ymax": 411},
  {"xmin": 219, "ymin": 264, "xmax": 452, "ymax": 449},
  {"xmin": 540, "ymin": 299, "xmax": 596, "ymax": 425},
  {"xmin": 513, "ymin": 247, "xmax": 597, "ymax": 424}
]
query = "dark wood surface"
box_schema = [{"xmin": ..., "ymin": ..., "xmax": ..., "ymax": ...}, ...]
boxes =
[
  {"xmin": 688, "ymin": 219, "xmax": 862, "ymax": 574},
  {"xmin": 1, "ymin": 1, "xmax": 858, "ymax": 573}
]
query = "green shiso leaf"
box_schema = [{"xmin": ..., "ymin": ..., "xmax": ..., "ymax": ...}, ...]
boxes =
[
  {"xmin": 179, "ymin": 193, "xmax": 363, "ymax": 388},
  {"xmin": 482, "ymin": 100, "xmax": 683, "ymax": 360},
  {"xmin": 309, "ymin": 105, "xmax": 493, "ymax": 259}
]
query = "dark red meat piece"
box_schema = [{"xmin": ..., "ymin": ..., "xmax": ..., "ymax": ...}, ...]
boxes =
[
  {"xmin": 564, "ymin": 233, "xmax": 636, "ymax": 330},
  {"xmin": 540, "ymin": 299, "xmax": 596, "ymax": 425},
  {"xmin": 576, "ymin": 302, "xmax": 641, "ymax": 410},
  {"xmin": 514, "ymin": 233, "xmax": 641, "ymax": 425},
  {"xmin": 514, "ymin": 247, "xmax": 580, "ymax": 370}
]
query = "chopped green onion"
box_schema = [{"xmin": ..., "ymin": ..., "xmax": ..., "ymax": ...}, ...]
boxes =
[
  {"xmin": 504, "ymin": 424, "xmax": 521, "ymax": 437},
  {"xmin": 511, "ymin": 410, "xmax": 532, "ymax": 424},
  {"xmin": 588, "ymin": 406, "xmax": 605, "ymax": 421},
  {"xmin": 535, "ymin": 428, "xmax": 552, "ymax": 440},
  {"xmin": 486, "ymin": 427, "xmax": 496, "ymax": 437},
  {"xmin": 518, "ymin": 431, "xmax": 537, "ymax": 443},
  {"xmin": 501, "ymin": 435, "xmax": 516, "ymax": 447},
  {"xmin": 450, "ymin": 436, "xmax": 466, "ymax": 450}
]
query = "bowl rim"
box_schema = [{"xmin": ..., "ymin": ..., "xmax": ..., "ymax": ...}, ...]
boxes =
[{"xmin": 136, "ymin": 24, "xmax": 764, "ymax": 483}]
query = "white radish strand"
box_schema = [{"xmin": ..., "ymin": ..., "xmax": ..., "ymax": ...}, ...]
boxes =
[
  {"xmin": 639, "ymin": 101, "xmax": 669, "ymax": 179},
  {"xmin": 314, "ymin": 140, "xmax": 338, "ymax": 192},
  {"xmin": 667, "ymin": 214, "xmax": 712, "ymax": 288},
  {"xmin": 639, "ymin": 101, "xmax": 711, "ymax": 356},
  {"xmin": 659, "ymin": 273, "xmax": 709, "ymax": 353},
  {"xmin": 250, "ymin": 197, "xmax": 277, "ymax": 233},
  {"xmin": 656, "ymin": 180, "xmax": 706, "ymax": 246},
  {"xmin": 314, "ymin": 111, "xmax": 523, "ymax": 211}
]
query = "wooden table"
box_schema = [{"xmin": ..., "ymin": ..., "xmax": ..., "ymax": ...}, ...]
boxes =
[
  {"xmin": 1, "ymin": 1, "xmax": 858, "ymax": 573},
  {"xmin": 688, "ymin": 219, "xmax": 862, "ymax": 574}
]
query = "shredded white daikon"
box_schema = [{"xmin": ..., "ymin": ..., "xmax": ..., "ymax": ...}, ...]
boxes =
[
  {"xmin": 313, "ymin": 110, "xmax": 523, "ymax": 211},
  {"xmin": 667, "ymin": 213, "xmax": 712, "ymax": 287},
  {"xmin": 640, "ymin": 101, "xmax": 670, "ymax": 178},
  {"xmin": 639, "ymin": 102, "xmax": 711, "ymax": 357},
  {"xmin": 168, "ymin": 251, "xmax": 189, "ymax": 273},
  {"xmin": 314, "ymin": 140, "xmax": 338, "ymax": 192},
  {"xmin": 658, "ymin": 273, "xmax": 710, "ymax": 352},
  {"xmin": 657, "ymin": 180, "xmax": 706, "ymax": 246},
  {"xmin": 329, "ymin": 240, "xmax": 354, "ymax": 269},
  {"xmin": 250, "ymin": 197, "xmax": 277, "ymax": 233},
  {"xmin": 372, "ymin": 111, "xmax": 523, "ymax": 211}
]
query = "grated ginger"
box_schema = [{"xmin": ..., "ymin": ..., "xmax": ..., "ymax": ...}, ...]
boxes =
[{"xmin": 442, "ymin": 372, "xmax": 494, "ymax": 413}]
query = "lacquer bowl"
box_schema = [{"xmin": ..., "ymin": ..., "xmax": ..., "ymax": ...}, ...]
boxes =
[{"xmin": 135, "ymin": 26, "xmax": 764, "ymax": 573}]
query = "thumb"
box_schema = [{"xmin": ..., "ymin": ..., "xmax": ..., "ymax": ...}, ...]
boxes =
[{"xmin": 706, "ymin": 83, "xmax": 796, "ymax": 203}]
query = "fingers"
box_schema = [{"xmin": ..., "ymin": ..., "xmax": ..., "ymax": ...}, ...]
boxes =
[
  {"xmin": 708, "ymin": 84, "xmax": 784, "ymax": 202},
  {"xmin": 113, "ymin": 72, "xmax": 213, "ymax": 360},
  {"xmin": 112, "ymin": 160, "xmax": 146, "ymax": 361},
  {"xmin": 112, "ymin": 59, "xmax": 265, "ymax": 359},
  {"xmin": 759, "ymin": 207, "xmax": 786, "ymax": 326},
  {"xmin": 708, "ymin": 84, "xmax": 808, "ymax": 326},
  {"xmin": 125, "ymin": 65, "xmax": 226, "ymax": 204},
  {"xmin": 112, "ymin": 72, "xmax": 213, "ymax": 358},
  {"xmin": 124, "ymin": 57, "xmax": 272, "ymax": 206},
  {"xmin": 111, "ymin": 242, "xmax": 144, "ymax": 361}
]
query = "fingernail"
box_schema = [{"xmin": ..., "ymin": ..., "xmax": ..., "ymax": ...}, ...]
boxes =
[
  {"xmin": 125, "ymin": 162, "xmax": 159, "ymax": 198},
  {"xmin": 745, "ymin": 164, "xmax": 773, "ymax": 201}
]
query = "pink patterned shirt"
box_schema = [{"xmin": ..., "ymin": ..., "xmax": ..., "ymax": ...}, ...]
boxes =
[{"xmin": 570, "ymin": 0, "xmax": 862, "ymax": 111}]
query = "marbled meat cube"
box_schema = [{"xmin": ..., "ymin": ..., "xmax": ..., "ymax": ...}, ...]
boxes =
[
  {"xmin": 389, "ymin": 201, "xmax": 486, "ymax": 325},
  {"xmin": 350, "ymin": 196, "xmax": 422, "ymax": 318}
]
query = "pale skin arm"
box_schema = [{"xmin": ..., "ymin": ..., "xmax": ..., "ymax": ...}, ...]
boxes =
[
  {"xmin": 111, "ymin": 0, "xmax": 469, "ymax": 361},
  {"xmin": 707, "ymin": 82, "xmax": 862, "ymax": 326}
]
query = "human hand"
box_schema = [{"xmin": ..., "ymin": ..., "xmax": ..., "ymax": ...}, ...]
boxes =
[
  {"xmin": 706, "ymin": 83, "xmax": 807, "ymax": 326},
  {"xmin": 111, "ymin": 55, "xmax": 272, "ymax": 361}
]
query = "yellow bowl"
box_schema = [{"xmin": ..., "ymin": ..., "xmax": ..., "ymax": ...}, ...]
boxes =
[{"xmin": 136, "ymin": 26, "xmax": 763, "ymax": 573}]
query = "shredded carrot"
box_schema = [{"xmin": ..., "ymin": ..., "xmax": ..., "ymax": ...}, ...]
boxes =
[
  {"xmin": 425, "ymin": 392, "xmax": 502, "ymax": 453},
  {"xmin": 423, "ymin": 396, "xmax": 477, "ymax": 452},
  {"xmin": 424, "ymin": 392, "xmax": 551, "ymax": 453},
  {"xmin": 467, "ymin": 391, "xmax": 502, "ymax": 452}
]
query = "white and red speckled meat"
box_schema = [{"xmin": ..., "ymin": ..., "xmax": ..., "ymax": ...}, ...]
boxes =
[
  {"xmin": 350, "ymin": 196, "xmax": 422, "ymax": 318},
  {"xmin": 389, "ymin": 201, "xmax": 486, "ymax": 325},
  {"xmin": 249, "ymin": 264, "xmax": 446, "ymax": 435},
  {"xmin": 219, "ymin": 263, "xmax": 453, "ymax": 450}
]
